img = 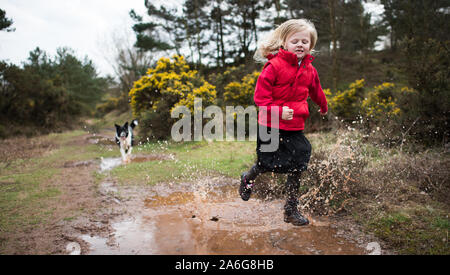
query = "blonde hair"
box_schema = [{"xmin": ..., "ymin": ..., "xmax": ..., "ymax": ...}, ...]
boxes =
[{"xmin": 254, "ymin": 19, "xmax": 318, "ymax": 63}]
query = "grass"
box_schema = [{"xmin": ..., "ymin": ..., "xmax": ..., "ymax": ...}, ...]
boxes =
[
  {"xmin": 366, "ymin": 206, "xmax": 449, "ymax": 254},
  {"xmin": 0, "ymin": 168, "xmax": 61, "ymax": 232},
  {"xmin": 85, "ymin": 109, "xmax": 134, "ymax": 133},
  {"xmin": 1, "ymin": 136, "xmax": 117, "ymax": 179},
  {"xmin": 46, "ymin": 130, "xmax": 87, "ymax": 145},
  {"xmin": 111, "ymin": 140, "xmax": 256, "ymax": 185},
  {"xmin": 0, "ymin": 129, "xmax": 104, "ymax": 238}
]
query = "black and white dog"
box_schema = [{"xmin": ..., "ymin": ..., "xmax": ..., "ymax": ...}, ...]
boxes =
[{"xmin": 115, "ymin": 119, "xmax": 138, "ymax": 163}]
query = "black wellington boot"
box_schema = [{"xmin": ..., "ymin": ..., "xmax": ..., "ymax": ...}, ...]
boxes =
[
  {"xmin": 239, "ymin": 172, "xmax": 253, "ymax": 201},
  {"xmin": 239, "ymin": 165, "xmax": 264, "ymax": 201},
  {"xmin": 284, "ymin": 197, "xmax": 309, "ymax": 226}
]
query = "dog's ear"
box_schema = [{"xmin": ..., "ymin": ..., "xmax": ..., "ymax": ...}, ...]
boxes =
[
  {"xmin": 115, "ymin": 124, "xmax": 120, "ymax": 129},
  {"xmin": 123, "ymin": 122, "xmax": 129, "ymax": 128}
]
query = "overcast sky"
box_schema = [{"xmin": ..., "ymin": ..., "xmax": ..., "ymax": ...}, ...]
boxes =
[
  {"xmin": 0, "ymin": 0, "xmax": 168, "ymax": 77},
  {"xmin": 1, "ymin": 1, "xmax": 384, "ymax": 78}
]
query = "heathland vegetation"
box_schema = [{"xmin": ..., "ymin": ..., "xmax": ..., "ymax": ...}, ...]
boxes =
[{"xmin": 0, "ymin": 1, "xmax": 448, "ymax": 254}]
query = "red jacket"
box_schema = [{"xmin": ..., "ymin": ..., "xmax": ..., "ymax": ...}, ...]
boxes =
[{"xmin": 254, "ymin": 48, "xmax": 328, "ymax": 131}]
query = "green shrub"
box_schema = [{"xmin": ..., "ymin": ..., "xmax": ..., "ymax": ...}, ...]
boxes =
[{"xmin": 400, "ymin": 38, "xmax": 450, "ymax": 144}]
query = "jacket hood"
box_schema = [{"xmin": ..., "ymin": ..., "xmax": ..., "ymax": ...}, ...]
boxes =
[{"xmin": 267, "ymin": 48, "xmax": 315, "ymax": 66}]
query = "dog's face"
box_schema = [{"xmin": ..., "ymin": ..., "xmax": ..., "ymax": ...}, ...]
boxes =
[{"xmin": 115, "ymin": 122, "xmax": 129, "ymax": 142}]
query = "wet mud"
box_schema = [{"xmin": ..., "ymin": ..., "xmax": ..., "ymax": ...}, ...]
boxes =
[{"xmin": 78, "ymin": 158, "xmax": 366, "ymax": 254}]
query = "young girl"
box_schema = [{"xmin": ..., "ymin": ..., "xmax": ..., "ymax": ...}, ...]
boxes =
[{"xmin": 239, "ymin": 19, "xmax": 328, "ymax": 226}]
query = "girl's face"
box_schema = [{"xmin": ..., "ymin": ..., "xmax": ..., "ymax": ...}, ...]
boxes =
[{"xmin": 284, "ymin": 29, "xmax": 311, "ymax": 60}]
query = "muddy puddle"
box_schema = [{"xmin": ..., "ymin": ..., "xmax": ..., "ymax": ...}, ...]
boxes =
[{"xmin": 80, "ymin": 176, "xmax": 366, "ymax": 255}]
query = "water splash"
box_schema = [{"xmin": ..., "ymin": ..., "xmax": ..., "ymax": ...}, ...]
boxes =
[
  {"xmin": 366, "ymin": 242, "xmax": 382, "ymax": 255},
  {"xmin": 100, "ymin": 157, "xmax": 122, "ymax": 172},
  {"xmin": 66, "ymin": 242, "xmax": 81, "ymax": 255}
]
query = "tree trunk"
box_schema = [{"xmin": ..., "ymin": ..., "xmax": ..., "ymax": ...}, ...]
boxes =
[
  {"xmin": 218, "ymin": 6, "xmax": 225, "ymax": 67},
  {"xmin": 274, "ymin": 0, "xmax": 283, "ymax": 24},
  {"xmin": 194, "ymin": 5, "xmax": 202, "ymax": 66},
  {"xmin": 250, "ymin": 0, "xmax": 258, "ymax": 45},
  {"xmin": 328, "ymin": 0, "xmax": 338, "ymax": 92}
]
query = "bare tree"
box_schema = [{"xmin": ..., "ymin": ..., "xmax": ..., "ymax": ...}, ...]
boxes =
[{"xmin": 97, "ymin": 23, "xmax": 153, "ymax": 105}]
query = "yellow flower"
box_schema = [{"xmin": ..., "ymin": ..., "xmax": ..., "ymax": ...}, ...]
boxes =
[
  {"xmin": 223, "ymin": 71, "xmax": 260, "ymax": 107},
  {"xmin": 129, "ymin": 54, "xmax": 217, "ymax": 117}
]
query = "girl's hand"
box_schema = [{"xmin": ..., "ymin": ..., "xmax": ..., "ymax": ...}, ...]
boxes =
[
  {"xmin": 318, "ymin": 109, "xmax": 327, "ymax": 116},
  {"xmin": 282, "ymin": 106, "xmax": 294, "ymax": 120}
]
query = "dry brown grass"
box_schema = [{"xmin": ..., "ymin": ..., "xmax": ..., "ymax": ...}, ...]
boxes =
[
  {"xmin": 251, "ymin": 128, "xmax": 449, "ymax": 254},
  {"xmin": 0, "ymin": 136, "xmax": 57, "ymax": 168}
]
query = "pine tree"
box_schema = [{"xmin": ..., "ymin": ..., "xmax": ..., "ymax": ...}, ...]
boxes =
[
  {"xmin": 0, "ymin": 9, "xmax": 14, "ymax": 32},
  {"xmin": 380, "ymin": 0, "xmax": 450, "ymax": 47},
  {"xmin": 282, "ymin": 0, "xmax": 331, "ymax": 50},
  {"xmin": 130, "ymin": 1, "xmax": 179, "ymax": 53},
  {"xmin": 209, "ymin": 0, "xmax": 232, "ymax": 68},
  {"xmin": 183, "ymin": 0, "xmax": 210, "ymax": 66},
  {"xmin": 0, "ymin": 48, "xmax": 107, "ymax": 130},
  {"xmin": 225, "ymin": 0, "xmax": 266, "ymax": 63}
]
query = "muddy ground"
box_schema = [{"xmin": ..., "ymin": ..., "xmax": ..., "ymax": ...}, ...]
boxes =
[{"xmin": 1, "ymin": 131, "xmax": 388, "ymax": 255}]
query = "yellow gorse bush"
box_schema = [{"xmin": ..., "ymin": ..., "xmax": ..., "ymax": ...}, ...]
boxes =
[
  {"xmin": 129, "ymin": 55, "xmax": 216, "ymax": 117},
  {"xmin": 223, "ymin": 71, "xmax": 260, "ymax": 107},
  {"xmin": 362, "ymin": 82, "xmax": 401, "ymax": 120},
  {"xmin": 325, "ymin": 79, "xmax": 417, "ymax": 123},
  {"xmin": 176, "ymin": 82, "xmax": 217, "ymax": 111},
  {"xmin": 325, "ymin": 79, "xmax": 365, "ymax": 120}
]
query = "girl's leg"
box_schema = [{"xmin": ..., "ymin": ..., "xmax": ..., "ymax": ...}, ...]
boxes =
[
  {"xmin": 284, "ymin": 171, "xmax": 309, "ymax": 226},
  {"xmin": 239, "ymin": 164, "xmax": 265, "ymax": 201},
  {"xmin": 245, "ymin": 164, "xmax": 264, "ymax": 183},
  {"xmin": 286, "ymin": 171, "xmax": 301, "ymax": 199}
]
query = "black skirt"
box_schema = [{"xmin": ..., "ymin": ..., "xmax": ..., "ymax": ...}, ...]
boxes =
[{"xmin": 256, "ymin": 124, "xmax": 311, "ymax": 174}]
